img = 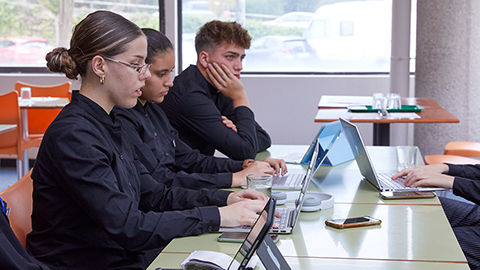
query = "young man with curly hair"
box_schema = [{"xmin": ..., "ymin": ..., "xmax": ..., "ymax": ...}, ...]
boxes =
[{"xmin": 159, "ymin": 20, "xmax": 272, "ymax": 161}]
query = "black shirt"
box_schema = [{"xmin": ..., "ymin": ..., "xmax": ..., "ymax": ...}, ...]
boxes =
[
  {"xmin": 159, "ymin": 65, "xmax": 271, "ymax": 160},
  {"xmin": 27, "ymin": 91, "xmax": 231, "ymax": 270},
  {"xmin": 448, "ymin": 163, "xmax": 480, "ymax": 205},
  {"xmin": 114, "ymin": 100, "xmax": 244, "ymax": 189}
]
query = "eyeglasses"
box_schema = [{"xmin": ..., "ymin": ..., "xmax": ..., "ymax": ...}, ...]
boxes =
[{"xmin": 103, "ymin": 56, "xmax": 152, "ymax": 74}]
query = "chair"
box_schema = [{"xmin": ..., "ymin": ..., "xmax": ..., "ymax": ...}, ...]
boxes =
[
  {"xmin": 444, "ymin": 141, "xmax": 480, "ymax": 158},
  {"xmin": 424, "ymin": 154, "xmax": 479, "ymax": 165},
  {"xmin": 15, "ymin": 81, "xmax": 71, "ymax": 136},
  {"xmin": 0, "ymin": 169, "xmax": 33, "ymax": 248},
  {"xmin": 0, "ymin": 91, "xmax": 43, "ymax": 179}
]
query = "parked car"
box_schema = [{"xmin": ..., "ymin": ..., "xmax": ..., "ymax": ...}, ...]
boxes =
[
  {"xmin": 262, "ymin": 12, "xmax": 314, "ymax": 28},
  {"xmin": 0, "ymin": 37, "xmax": 53, "ymax": 66},
  {"xmin": 243, "ymin": 35, "xmax": 320, "ymax": 72}
]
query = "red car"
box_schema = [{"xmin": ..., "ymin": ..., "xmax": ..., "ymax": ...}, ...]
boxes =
[{"xmin": 0, "ymin": 37, "xmax": 54, "ymax": 66}]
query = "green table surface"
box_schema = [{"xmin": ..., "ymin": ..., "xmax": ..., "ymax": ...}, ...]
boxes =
[{"xmin": 147, "ymin": 145, "xmax": 468, "ymax": 270}]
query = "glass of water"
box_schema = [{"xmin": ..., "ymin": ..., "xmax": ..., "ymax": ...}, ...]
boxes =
[
  {"xmin": 246, "ymin": 174, "xmax": 272, "ymax": 197},
  {"xmin": 396, "ymin": 146, "xmax": 418, "ymax": 171},
  {"xmin": 372, "ymin": 93, "xmax": 385, "ymax": 110},
  {"xmin": 20, "ymin": 87, "xmax": 31, "ymax": 100},
  {"xmin": 386, "ymin": 93, "xmax": 401, "ymax": 110}
]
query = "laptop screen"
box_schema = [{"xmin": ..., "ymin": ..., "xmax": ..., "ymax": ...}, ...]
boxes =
[
  {"xmin": 339, "ymin": 118, "xmax": 381, "ymax": 188},
  {"xmin": 313, "ymin": 129, "xmax": 342, "ymax": 174},
  {"xmin": 290, "ymin": 139, "xmax": 321, "ymax": 227},
  {"xmin": 228, "ymin": 198, "xmax": 275, "ymax": 270}
]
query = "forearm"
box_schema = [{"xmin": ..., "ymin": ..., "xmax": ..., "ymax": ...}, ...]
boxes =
[
  {"xmin": 216, "ymin": 106, "xmax": 259, "ymax": 159},
  {"xmin": 232, "ymin": 93, "xmax": 249, "ymax": 108},
  {"xmin": 452, "ymin": 176, "xmax": 480, "ymax": 205},
  {"xmin": 139, "ymin": 169, "xmax": 232, "ymax": 210},
  {"xmin": 254, "ymin": 122, "xmax": 272, "ymax": 152},
  {"xmin": 447, "ymin": 163, "xmax": 480, "ymax": 178},
  {"xmin": 174, "ymin": 139, "xmax": 243, "ymax": 173},
  {"xmin": 151, "ymin": 166, "xmax": 233, "ymax": 189},
  {"xmin": 178, "ymin": 94, "xmax": 259, "ymax": 160}
]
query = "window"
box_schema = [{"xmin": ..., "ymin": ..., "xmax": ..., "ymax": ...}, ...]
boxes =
[
  {"xmin": 181, "ymin": 0, "xmax": 415, "ymax": 73},
  {"xmin": 340, "ymin": 21, "xmax": 354, "ymax": 36},
  {"xmin": 0, "ymin": 0, "xmax": 160, "ymax": 70},
  {"xmin": 306, "ymin": 20, "xmax": 331, "ymax": 39}
]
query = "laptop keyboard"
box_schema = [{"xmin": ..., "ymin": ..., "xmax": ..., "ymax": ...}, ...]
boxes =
[
  {"xmin": 377, "ymin": 173, "xmax": 407, "ymax": 189},
  {"xmin": 274, "ymin": 208, "xmax": 295, "ymax": 230},
  {"xmin": 273, "ymin": 174, "xmax": 304, "ymax": 187}
]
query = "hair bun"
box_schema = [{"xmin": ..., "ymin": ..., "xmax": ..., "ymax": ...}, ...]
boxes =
[{"xmin": 46, "ymin": 47, "xmax": 79, "ymax": 80}]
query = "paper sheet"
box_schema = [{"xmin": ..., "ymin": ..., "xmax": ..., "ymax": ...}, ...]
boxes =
[{"xmin": 181, "ymin": 250, "xmax": 258, "ymax": 270}]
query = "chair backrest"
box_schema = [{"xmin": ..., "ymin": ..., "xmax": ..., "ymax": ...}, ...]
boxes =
[
  {"xmin": 0, "ymin": 169, "xmax": 33, "ymax": 248},
  {"xmin": 0, "ymin": 91, "xmax": 22, "ymax": 156},
  {"xmin": 15, "ymin": 81, "xmax": 71, "ymax": 98},
  {"xmin": 444, "ymin": 141, "xmax": 480, "ymax": 158},
  {"xmin": 424, "ymin": 154, "xmax": 479, "ymax": 165},
  {"xmin": 15, "ymin": 81, "xmax": 71, "ymax": 135}
]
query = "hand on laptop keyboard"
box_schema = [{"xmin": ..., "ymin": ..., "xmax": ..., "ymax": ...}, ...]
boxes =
[{"xmin": 392, "ymin": 164, "xmax": 454, "ymax": 189}]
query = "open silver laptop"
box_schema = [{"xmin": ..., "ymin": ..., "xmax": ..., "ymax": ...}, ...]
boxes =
[
  {"xmin": 270, "ymin": 139, "xmax": 321, "ymax": 234},
  {"xmin": 222, "ymin": 136, "xmax": 335, "ymax": 234},
  {"xmin": 339, "ymin": 118, "xmax": 446, "ymax": 192},
  {"xmin": 272, "ymin": 127, "xmax": 342, "ymax": 190}
]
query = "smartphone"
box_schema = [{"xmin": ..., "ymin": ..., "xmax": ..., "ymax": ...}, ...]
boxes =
[
  {"xmin": 380, "ymin": 191, "xmax": 436, "ymax": 200},
  {"xmin": 217, "ymin": 232, "xmax": 279, "ymax": 243},
  {"xmin": 325, "ymin": 216, "xmax": 382, "ymax": 229}
]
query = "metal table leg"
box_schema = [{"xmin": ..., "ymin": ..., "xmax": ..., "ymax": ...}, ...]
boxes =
[{"xmin": 373, "ymin": 123, "xmax": 390, "ymax": 146}]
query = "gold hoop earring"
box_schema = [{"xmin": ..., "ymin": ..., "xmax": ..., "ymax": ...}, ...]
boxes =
[{"xmin": 100, "ymin": 75, "xmax": 105, "ymax": 84}]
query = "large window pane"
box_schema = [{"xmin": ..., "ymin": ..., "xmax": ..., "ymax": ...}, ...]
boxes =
[
  {"xmin": 181, "ymin": 0, "xmax": 416, "ymax": 73},
  {"xmin": 0, "ymin": 0, "xmax": 160, "ymax": 68}
]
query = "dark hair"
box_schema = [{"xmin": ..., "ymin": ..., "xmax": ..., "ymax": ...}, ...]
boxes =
[
  {"xmin": 195, "ymin": 20, "xmax": 251, "ymax": 56},
  {"xmin": 45, "ymin": 10, "xmax": 144, "ymax": 80},
  {"xmin": 141, "ymin": 28, "xmax": 174, "ymax": 64}
]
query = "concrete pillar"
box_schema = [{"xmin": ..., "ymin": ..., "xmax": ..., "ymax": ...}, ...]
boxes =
[{"xmin": 415, "ymin": 0, "xmax": 480, "ymax": 155}]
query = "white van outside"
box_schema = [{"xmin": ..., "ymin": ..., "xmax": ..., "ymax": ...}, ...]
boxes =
[{"xmin": 305, "ymin": 0, "xmax": 392, "ymax": 72}]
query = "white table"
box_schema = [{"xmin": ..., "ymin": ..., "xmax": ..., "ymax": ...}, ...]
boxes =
[
  {"xmin": 0, "ymin": 124, "xmax": 16, "ymax": 135},
  {"xmin": 18, "ymin": 97, "xmax": 69, "ymax": 175}
]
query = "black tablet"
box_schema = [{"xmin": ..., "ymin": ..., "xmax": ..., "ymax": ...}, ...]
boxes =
[{"xmin": 227, "ymin": 198, "xmax": 275, "ymax": 270}]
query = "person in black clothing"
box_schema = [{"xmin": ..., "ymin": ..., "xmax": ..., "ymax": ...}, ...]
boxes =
[
  {"xmin": 159, "ymin": 20, "xmax": 271, "ymax": 160},
  {"xmin": 393, "ymin": 163, "xmax": 480, "ymax": 269},
  {"xmin": 27, "ymin": 11, "xmax": 270, "ymax": 270},
  {"xmin": 0, "ymin": 198, "xmax": 50, "ymax": 270},
  {"xmin": 114, "ymin": 28, "xmax": 287, "ymax": 189}
]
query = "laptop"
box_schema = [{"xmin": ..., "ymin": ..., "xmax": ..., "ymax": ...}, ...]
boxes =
[
  {"xmin": 222, "ymin": 139, "xmax": 324, "ymax": 235},
  {"xmin": 178, "ymin": 199, "xmax": 289, "ymax": 270},
  {"xmin": 339, "ymin": 118, "xmax": 446, "ymax": 192},
  {"xmin": 272, "ymin": 128, "xmax": 342, "ymax": 190},
  {"xmin": 274, "ymin": 120, "xmax": 353, "ymax": 167},
  {"xmin": 271, "ymin": 139, "xmax": 321, "ymax": 234}
]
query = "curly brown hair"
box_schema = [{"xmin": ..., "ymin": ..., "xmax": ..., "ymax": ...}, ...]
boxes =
[{"xmin": 195, "ymin": 20, "xmax": 251, "ymax": 56}]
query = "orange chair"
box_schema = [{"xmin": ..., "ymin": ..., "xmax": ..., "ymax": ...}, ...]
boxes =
[
  {"xmin": 0, "ymin": 91, "xmax": 43, "ymax": 179},
  {"xmin": 444, "ymin": 141, "xmax": 480, "ymax": 158},
  {"xmin": 15, "ymin": 81, "xmax": 71, "ymax": 135},
  {"xmin": 424, "ymin": 154, "xmax": 479, "ymax": 165},
  {"xmin": 0, "ymin": 169, "xmax": 33, "ymax": 248}
]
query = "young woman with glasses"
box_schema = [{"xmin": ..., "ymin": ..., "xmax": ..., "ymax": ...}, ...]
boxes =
[{"xmin": 28, "ymin": 10, "xmax": 269, "ymax": 269}]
